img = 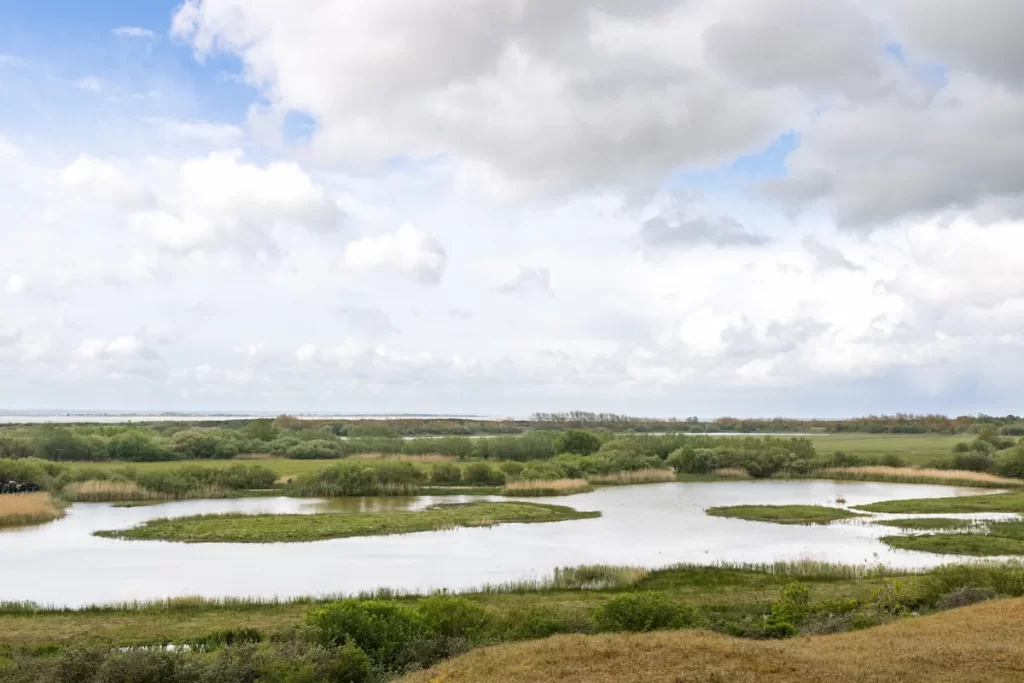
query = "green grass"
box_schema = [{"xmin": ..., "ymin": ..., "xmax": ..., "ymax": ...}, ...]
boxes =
[
  {"xmin": 857, "ymin": 491, "xmax": 1024, "ymax": 515},
  {"xmin": 705, "ymin": 504, "xmax": 862, "ymax": 525},
  {"xmin": 806, "ymin": 433, "xmax": 964, "ymax": 466},
  {"xmin": 93, "ymin": 501, "xmax": 600, "ymax": 543},
  {"xmin": 881, "ymin": 534, "xmax": 1024, "ymax": 556},
  {"xmin": 875, "ymin": 518, "xmax": 977, "ymax": 531}
]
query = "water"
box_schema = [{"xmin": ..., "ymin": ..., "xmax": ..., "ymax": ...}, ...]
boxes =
[{"xmin": 0, "ymin": 481, "xmax": 1009, "ymax": 607}]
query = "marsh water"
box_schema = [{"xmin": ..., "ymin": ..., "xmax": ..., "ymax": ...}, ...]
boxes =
[{"xmin": 0, "ymin": 480, "xmax": 1011, "ymax": 607}]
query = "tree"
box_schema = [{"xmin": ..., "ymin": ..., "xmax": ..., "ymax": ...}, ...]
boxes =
[{"xmin": 553, "ymin": 430, "xmax": 602, "ymax": 456}]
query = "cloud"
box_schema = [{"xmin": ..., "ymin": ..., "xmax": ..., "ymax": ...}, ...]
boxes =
[
  {"xmin": 62, "ymin": 155, "xmax": 155, "ymax": 210},
  {"xmin": 802, "ymin": 236, "xmax": 861, "ymax": 271},
  {"xmin": 336, "ymin": 307, "xmax": 398, "ymax": 337},
  {"xmin": 75, "ymin": 76, "xmax": 105, "ymax": 92},
  {"xmin": 5, "ymin": 274, "xmax": 26, "ymax": 295},
  {"xmin": 342, "ymin": 224, "xmax": 447, "ymax": 284},
  {"xmin": 641, "ymin": 216, "xmax": 770, "ymax": 248},
  {"xmin": 113, "ymin": 26, "xmax": 156, "ymax": 38},
  {"xmin": 146, "ymin": 118, "xmax": 244, "ymax": 145},
  {"xmin": 496, "ymin": 267, "xmax": 553, "ymax": 296}
]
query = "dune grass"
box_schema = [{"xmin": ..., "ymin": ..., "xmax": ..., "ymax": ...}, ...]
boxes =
[
  {"xmin": 398, "ymin": 597, "xmax": 1024, "ymax": 683},
  {"xmin": 93, "ymin": 501, "xmax": 600, "ymax": 543},
  {"xmin": 875, "ymin": 518, "xmax": 978, "ymax": 531},
  {"xmin": 0, "ymin": 493, "xmax": 64, "ymax": 528},
  {"xmin": 818, "ymin": 466, "xmax": 1022, "ymax": 489},
  {"xmin": 586, "ymin": 469, "xmax": 676, "ymax": 486},
  {"xmin": 502, "ymin": 478, "xmax": 594, "ymax": 497},
  {"xmin": 705, "ymin": 504, "xmax": 862, "ymax": 525},
  {"xmin": 858, "ymin": 491, "xmax": 1024, "ymax": 515}
]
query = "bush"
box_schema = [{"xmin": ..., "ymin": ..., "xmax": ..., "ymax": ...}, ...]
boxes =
[
  {"xmin": 594, "ymin": 592, "xmax": 686, "ymax": 632},
  {"xmin": 290, "ymin": 464, "xmax": 379, "ymax": 497},
  {"xmin": 108, "ymin": 432, "xmax": 174, "ymax": 462},
  {"xmin": 499, "ymin": 461, "xmax": 525, "ymax": 477},
  {"xmin": 430, "ymin": 462, "xmax": 462, "ymax": 485},
  {"xmin": 463, "ymin": 462, "xmax": 505, "ymax": 486},
  {"xmin": 998, "ymin": 447, "xmax": 1024, "ymax": 479},
  {"xmin": 307, "ymin": 599, "xmax": 429, "ymax": 666},
  {"xmin": 286, "ymin": 440, "xmax": 343, "ymax": 460},
  {"xmin": 935, "ymin": 587, "xmax": 997, "ymax": 611},
  {"xmin": 762, "ymin": 582, "xmax": 811, "ymax": 638},
  {"xmin": 171, "ymin": 429, "xmax": 239, "ymax": 460},
  {"xmin": 416, "ymin": 595, "xmax": 489, "ymax": 640},
  {"xmin": 553, "ymin": 430, "xmax": 602, "ymax": 456},
  {"xmin": 951, "ymin": 451, "xmax": 996, "ymax": 472}
]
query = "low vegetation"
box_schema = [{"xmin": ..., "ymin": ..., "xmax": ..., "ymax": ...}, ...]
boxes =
[
  {"xmin": 882, "ymin": 533, "xmax": 1024, "ymax": 556},
  {"xmin": 817, "ymin": 466, "xmax": 1023, "ymax": 488},
  {"xmin": 705, "ymin": 504, "xmax": 863, "ymax": 525},
  {"xmin": 501, "ymin": 479, "xmax": 594, "ymax": 496},
  {"xmin": 875, "ymin": 518, "xmax": 977, "ymax": 531},
  {"xmin": 0, "ymin": 492, "xmax": 64, "ymax": 528},
  {"xmin": 586, "ymin": 468, "xmax": 676, "ymax": 485},
  {"xmin": 857, "ymin": 491, "xmax": 1024, "ymax": 515},
  {"xmin": 93, "ymin": 502, "xmax": 600, "ymax": 543}
]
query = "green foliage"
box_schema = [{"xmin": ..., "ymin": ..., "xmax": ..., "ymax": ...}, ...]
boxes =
[
  {"xmin": 430, "ymin": 462, "xmax": 462, "ymax": 485},
  {"xmin": 594, "ymin": 592, "xmax": 689, "ymax": 632},
  {"xmin": 244, "ymin": 419, "xmax": 279, "ymax": 443},
  {"xmin": 463, "ymin": 462, "xmax": 506, "ymax": 486},
  {"xmin": 998, "ymin": 447, "xmax": 1024, "ymax": 479},
  {"xmin": 416, "ymin": 595, "xmax": 490, "ymax": 640},
  {"xmin": 170, "ymin": 429, "xmax": 239, "ymax": 460},
  {"xmin": 307, "ymin": 599, "xmax": 428, "ymax": 665},
  {"xmin": 553, "ymin": 430, "xmax": 603, "ymax": 456},
  {"xmin": 108, "ymin": 432, "xmax": 174, "ymax": 462},
  {"xmin": 286, "ymin": 440, "xmax": 343, "ymax": 459},
  {"xmin": 289, "ymin": 463, "xmax": 381, "ymax": 497}
]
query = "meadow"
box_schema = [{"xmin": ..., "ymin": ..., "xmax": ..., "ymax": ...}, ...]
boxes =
[
  {"xmin": 93, "ymin": 501, "xmax": 600, "ymax": 543},
  {"xmin": 705, "ymin": 504, "xmax": 863, "ymax": 525}
]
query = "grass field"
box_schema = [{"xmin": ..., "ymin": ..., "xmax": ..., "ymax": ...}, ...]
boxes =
[
  {"xmin": 875, "ymin": 518, "xmax": 977, "ymax": 531},
  {"xmin": 93, "ymin": 501, "xmax": 600, "ymax": 543},
  {"xmin": 807, "ymin": 433, "xmax": 963, "ymax": 466},
  {"xmin": 705, "ymin": 504, "xmax": 863, "ymax": 525},
  {"xmin": 399, "ymin": 597, "xmax": 1024, "ymax": 683},
  {"xmin": 857, "ymin": 491, "xmax": 1024, "ymax": 514},
  {"xmin": 882, "ymin": 533, "xmax": 1024, "ymax": 556}
]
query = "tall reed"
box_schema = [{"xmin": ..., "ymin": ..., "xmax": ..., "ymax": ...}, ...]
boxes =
[
  {"xmin": 0, "ymin": 492, "xmax": 64, "ymax": 528},
  {"xmin": 502, "ymin": 478, "xmax": 593, "ymax": 497},
  {"xmin": 817, "ymin": 466, "xmax": 1022, "ymax": 489},
  {"xmin": 62, "ymin": 480, "xmax": 229, "ymax": 502},
  {"xmin": 587, "ymin": 469, "xmax": 676, "ymax": 485},
  {"xmin": 712, "ymin": 468, "xmax": 752, "ymax": 480}
]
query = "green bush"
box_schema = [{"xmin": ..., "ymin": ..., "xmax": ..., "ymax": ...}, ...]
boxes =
[
  {"xmin": 108, "ymin": 432, "xmax": 174, "ymax": 462},
  {"xmin": 307, "ymin": 599, "xmax": 429, "ymax": 666},
  {"xmin": 594, "ymin": 592, "xmax": 685, "ymax": 632},
  {"xmin": 170, "ymin": 429, "xmax": 239, "ymax": 460},
  {"xmin": 463, "ymin": 462, "xmax": 505, "ymax": 486},
  {"xmin": 498, "ymin": 461, "xmax": 525, "ymax": 477},
  {"xmin": 998, "ymin": 447, "xmax": 1024, "ymax": 479},
  {"xmin": 430, "ymin": 462, "xmax": 462, "ymax": 485},
  {"xmin": 951, "ymin": 451, "xmax": 996, "ymax": 472},
  {"xmin": 553, "ymin": 430, "xmax": 602, "ymax": 456},
  {"xmin": 417, "ymin": 595, "xmax": 490, "ymax": 640},
  {"xmin": 286, "ymin": 440, "xmax": 343, "ymax": 460}
]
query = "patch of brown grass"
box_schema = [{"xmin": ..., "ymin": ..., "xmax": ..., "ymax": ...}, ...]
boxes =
[
  {"xmin": 350, "ymin": 453, "xmax": 456, "ymax": 463},
  {"xmin": 0, "ymin": 493, "xmax": 64, "ymax": 528},
  {"xmin": 502, "ymin": 479, "xmax": 594, "ymax": 497},
  {"xmin": 819, "ymin": 466, "xmax": 1022, "ymax": 488},
  {"xmin": 401, "ymin": 598, "xmax": 1024, "ymax": 683},
  {"xmin": 587, "ymin": 469, "xmax": 677, "ymax": 485},
  {"xmin": 62, "ymin": 480, "xmax": 228, "ymax": 502}
]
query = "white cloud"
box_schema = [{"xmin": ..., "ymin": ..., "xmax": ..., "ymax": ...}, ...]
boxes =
[
  {"xmin": 496, "ymin": 267, "xmax": 553, "ymax": 296},
  {"xmin": 75, "ymin": 76, "xmax": 105, "ymax": 92},
  {"xmin": 113, "ymin": 26, "xmax": 156, "ymax": 38},
  {"xmin": 146, "ymin": 118, "xmax": 245, "ymax": 145},
  {"xmin": 342, "ymin": 224, "xmax": 447, "ymax": 284},
  {"xmin": 5, "ymin": 274, "xmax": 26, "ymax": 294}
]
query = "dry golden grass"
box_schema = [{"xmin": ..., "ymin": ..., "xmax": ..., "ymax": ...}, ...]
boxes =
[
  {"xmin": 0, "ymin": 493, "xmax": 64, "ymax": 528},
  {"xmin": 713, "ymin": 467, "xmax": 753, "ymax": 480},
  {"xmin": 350, "ymin": 453, "xmax": 457, "ymax": 463},
  {"xmin": 819, "ymin": 466, "xmax": 1023, "ymax": 488},
  {"xmin": 402, "ymin": 598, "xmax": 1024, "ymax": 683},
  {"xmin": 62, "ymin": 480, "xmax": 229, "ymax": 502},
  {"xmin": 502, "ymin": 479, "xmax": 594, "ymax": 497},
  {"xmin": 587, "ymin": 469, "xmax": 677, "ymax": 485}
]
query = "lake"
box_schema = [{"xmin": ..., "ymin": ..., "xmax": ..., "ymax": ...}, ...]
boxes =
[{"xmin": 0, "ymin": 480, "xmax": 1010, "ymax": 607}]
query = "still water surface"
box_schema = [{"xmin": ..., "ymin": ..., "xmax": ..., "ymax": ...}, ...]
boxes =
[{"xmin": 0, "ymin": 481, "xmax": 1008, "ymax": 607}]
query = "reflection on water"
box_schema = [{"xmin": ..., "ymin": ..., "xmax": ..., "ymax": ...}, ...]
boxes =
[{"xmin": 0, "ymin": 481, "xmax": 1005, "ymax": 607}]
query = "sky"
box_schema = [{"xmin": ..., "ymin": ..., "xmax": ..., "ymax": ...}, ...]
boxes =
[{"xmin": 1, "ymin": 0, "xmax": 1023, "ymax": 418}]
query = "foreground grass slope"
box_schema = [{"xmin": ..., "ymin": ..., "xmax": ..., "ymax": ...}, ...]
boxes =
[
  {"xmin": 401, "ymin": 598, "xmax": 1024, "ymax": 683},
  {"xmin": 94, "ymin": 502, "xmax": 599, "ymax": 543}
]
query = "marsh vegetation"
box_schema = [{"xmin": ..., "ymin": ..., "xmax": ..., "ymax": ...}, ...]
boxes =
[
  {"xmin": 705, "ymin": 505, "xmax": 863, "ymax": 525},
  {"xmin": 0, "ymin": 493, "xmax": 63, "ymax": 528}
]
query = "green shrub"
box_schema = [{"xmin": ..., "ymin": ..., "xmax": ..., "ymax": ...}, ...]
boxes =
[
  {"xmin": 108, "ymin": 432, "xmax": 174, "ymax": 462},
  {"xmin": 430, "ymin": 462, "xmax": 462, "ymax": 485},
  {"xmin": 553, "ymin": 430, "xmax": 602, "ymax": 456},
  {"xmin": 463, "ymin": 462, "xmax": 505, "ymax": 486},
  {"xmin": 951, "ymin": 452, "xmax": 996, "ymax": 472},
  {"xmin": 998, "ymin": 447, "xmax": 1024, "ymax": 479},
  {"xmin": 170, "ymin": 429, "xmax": 239, "ymax": 460},
  {"xmin": 286, "ymin": 440, "xmax": 343, "ymax": 459},
  {"xmin": 307, "ymin": 599, "xmax": 429, "ymax": 666},
  {"xmin": 417, "ymin": 595, "xmax": 489, "ymax": 640},
  {"xmin": 499, "ymin": 461, "xmax": 525, "ymax": 477},
  {"xmin": 594, "ymin": 592, "xmax": 685, "ymax": 632}
]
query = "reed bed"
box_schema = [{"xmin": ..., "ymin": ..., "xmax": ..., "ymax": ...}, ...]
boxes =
[
  {"xmin": 817, "ymin": 466, "xmax": 1023, "ymax": 489},
  {"xmin": 502, "ymin": 478, "xmax": 594, "ymax": 497},
  {"xmin": 587, "ymin": 469, "xmax": 677, "ymax": 485},
  {"xmin": 0, "ymin": 492, "xmax": 64, "ymax": 528},
  {"xmin": 712, "ymin": 467, "xmax": 753, "ymax": 480},
  {"xmin": 62, "ymin": 480, "xmax": 229, "ymax": 502},
  {"xmin": 350, "ymin": 453, "xmax": 457, "ymax": 463}
]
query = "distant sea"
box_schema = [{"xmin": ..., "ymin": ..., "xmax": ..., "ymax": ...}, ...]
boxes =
[{"xmin": 0, "ymin": 412, "xmax": 507, "ymax": 425}]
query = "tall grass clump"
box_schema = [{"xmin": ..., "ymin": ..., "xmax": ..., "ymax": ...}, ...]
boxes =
[
  {"xmin": 549, "ymin": 565, "xmax": 650, "ymax": 590},
  {"xmin": 290, "ymin": 462, "xmax": 425, "ymax": 497},
  {"xmin": 502, "ymin": 479, "xmax": 593, "ymax": 497},
  {"xmin": 712, "ymin": 467, "xmax": 752, "ymax": 480},
  {"xmin": 62, "ymin": 480, "xmax": 166, "ymax": 502},
  {"xmin": 817, "ymin": 466, "xmax": 1022, "ymax": 488},
  {"xmin": 0, "ymin": 492, "xmax": 64, "ymax": 528},
  {"xmin": 587, "ymin": 469, "xmax": 676, "ymax": 485}
]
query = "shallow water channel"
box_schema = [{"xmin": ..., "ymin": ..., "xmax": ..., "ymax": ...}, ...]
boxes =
[{"xmin": 0, "ymin": 480, "xmax": 1011, "ymax": 607}]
